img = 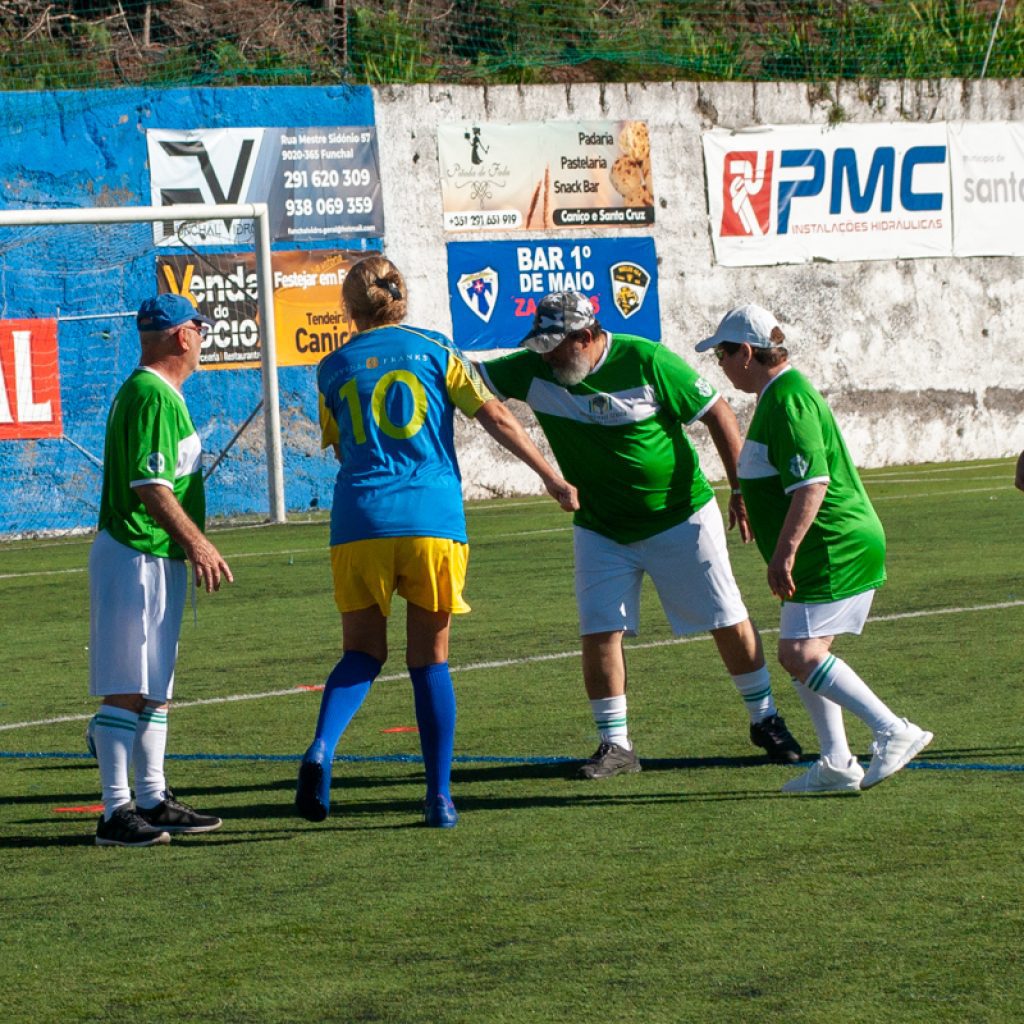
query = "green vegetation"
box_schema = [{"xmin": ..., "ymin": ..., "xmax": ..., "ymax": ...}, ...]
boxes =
[
  {"xmin": 0, "ymin": 1, "xmax": 1020, "ymax": 90},
  {"xmin": 1, "ymin": 458, "xmax": 1022, "ymax": 1022}
]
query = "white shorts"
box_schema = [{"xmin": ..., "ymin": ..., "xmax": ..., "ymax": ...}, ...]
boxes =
[
  {"xmin": 88, "ymin": 529, "xmax": 186, "ymax": 701},
  {"xmin": 779, "ymin": 590, "xmax": 876, "ymax": 640},
  {"xmin": 574, "ymin": 499, "xmax": 749, "ymax": 637}
]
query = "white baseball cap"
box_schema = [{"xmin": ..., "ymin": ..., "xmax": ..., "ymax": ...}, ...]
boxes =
[{"xmin": 695, "ymin": 304, "xmax": 784, "ymax": 352}]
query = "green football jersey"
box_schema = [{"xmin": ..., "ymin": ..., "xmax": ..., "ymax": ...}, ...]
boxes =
[
  {"xmin": 481, "ymin": 334, "xmax": 719, "ymax": 544},
  {"xmin": 97, "ymin": 367, "xmax": 205, "ymax": 560},
  {"xmin": 739, "ymin": 367, "xmax": 885, "ymax": 603}
]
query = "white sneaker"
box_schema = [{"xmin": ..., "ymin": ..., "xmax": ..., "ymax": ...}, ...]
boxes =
[
  {"xmin": 861, "ymin": 719, "xmax": 933, "ymax": 790},
  {"xmin": 781, "ymin": 756, "xmax": 864, "ymax": 795}
]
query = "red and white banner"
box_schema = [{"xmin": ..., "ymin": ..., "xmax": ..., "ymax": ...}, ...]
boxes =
[
  {"xmin": 0, "ymin": 319, "xmax": 62, "ymax": 440},
  {"xmin": 949, "ymin": 121, "xmax": 1024, "ymax": 257},
  {"xmin": 703, "ymin": 123, "xmax": 951, "ymax": 266}
]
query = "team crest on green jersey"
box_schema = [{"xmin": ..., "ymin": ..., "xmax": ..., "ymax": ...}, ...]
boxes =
[{"xmin": 790, "ymin": 453, "xmax": 809, "ymax": 478}]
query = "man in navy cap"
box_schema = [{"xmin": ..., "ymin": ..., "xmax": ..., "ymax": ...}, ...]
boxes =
[{"xmin": 86, "ymin": 293, "xmax": 232, "ymax": 846}]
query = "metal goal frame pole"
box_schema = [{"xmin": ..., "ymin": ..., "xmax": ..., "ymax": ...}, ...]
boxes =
[{"xmin": 0, "ymin": 202, "xmax": 286, "ymax": 523}]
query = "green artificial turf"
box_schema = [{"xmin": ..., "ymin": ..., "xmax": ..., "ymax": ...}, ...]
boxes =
[{"xmin": 1, "ymin": 459, "xmax": 1021, "ymax": 1023}]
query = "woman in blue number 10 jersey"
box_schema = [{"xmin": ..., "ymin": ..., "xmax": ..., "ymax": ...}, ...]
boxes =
[{"xmin": 295, "ymin": 255, "xmax": 578, "ymax": 829}]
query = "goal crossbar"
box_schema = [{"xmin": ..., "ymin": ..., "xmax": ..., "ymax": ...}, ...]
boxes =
[{"xmin": 0, "ymin": 202, "xmax": 286, "ymax": 524}]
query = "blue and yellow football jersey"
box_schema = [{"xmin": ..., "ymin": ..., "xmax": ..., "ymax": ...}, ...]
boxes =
[{"xmin": 317, "ymin": 324, "xmax": 493, "ymax": 545}]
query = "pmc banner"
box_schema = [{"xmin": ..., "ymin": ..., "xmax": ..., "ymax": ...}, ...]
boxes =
[{"xmin": 703, "ymin": 123, "xmax": 951, "ymax": 265}]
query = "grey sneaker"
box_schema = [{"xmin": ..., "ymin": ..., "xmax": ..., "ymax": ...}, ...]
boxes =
[
  {"xmin": 137, "ymin": 791, "xmax": 222, "ymax": 834},
  {"xmin": 95, "ymin": 805, "xmax": 171, "ymax": 847},
  {"xmin": 577, "ymin": 742, "xmax": 641, "ymax": 779},
  {"xmin": 781, "ymin": 756, "xmax": 864, "ymax": 795},
  {"xmin": 861, "ymin": 719, "xmax": 933, "ymax": 790}
]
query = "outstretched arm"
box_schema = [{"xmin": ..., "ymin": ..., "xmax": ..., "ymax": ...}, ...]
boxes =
[
  {"xmin": 699, "ymin": 397, "xmax": 753, "ymax": 543},
  {"xmin": 135, "ymin": 483, "xmax": 234, "ymax": 592},
  {"xmin": 473, "ymin": 399, "xmax": 579, "ymax": 512}
]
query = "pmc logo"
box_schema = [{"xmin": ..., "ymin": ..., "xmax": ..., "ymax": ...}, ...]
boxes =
[{"xmin": 721, "ymin": 151, "xmax": 774, "ymax": 237}]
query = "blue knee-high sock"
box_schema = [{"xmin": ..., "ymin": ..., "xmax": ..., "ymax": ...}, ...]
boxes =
[
  {"xmin": 309, "ymin": 650, "xmax": 381, "ymax": 758},
  {"xmin": 409, "ymin": 662, "xmax": 456, "ymax": 801}
]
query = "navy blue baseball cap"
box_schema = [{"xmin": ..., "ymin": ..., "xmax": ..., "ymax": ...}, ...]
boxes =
[{"xmin": 136, "ymin": 294, "xmax": 213, "ymax": 332}]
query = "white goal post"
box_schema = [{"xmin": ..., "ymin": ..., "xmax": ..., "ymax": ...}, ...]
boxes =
[{"xmin": 0, "ymin": 202, "xmax": 286, "ymax": 524}]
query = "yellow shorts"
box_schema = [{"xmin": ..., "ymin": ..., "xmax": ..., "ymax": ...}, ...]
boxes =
[{"xmin": 330, "ymin": 536, "xmax": 471, "ymax": 616}]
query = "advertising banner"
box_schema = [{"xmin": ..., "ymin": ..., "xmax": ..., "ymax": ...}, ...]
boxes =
[
  {"xmin": 157, "ymin": 251, "xmax": 360, "ymax": 369},
  {"xmin": 147, "ymin": 126, "xmax": 384, "ymax": 246},
  {"xmin": 949, "ymin": 121, "xmax": 1024, "ymax": 257},
  {"xmin": 438, "ymin": 121, "xmax": 654, "ymax": 232},
  {"xmin": 447, "ymin": 237, "xmax": 660, "ymax": 350},
  {"xmin": 703, "ymin": 123, "xmax": 951, "ymax": 266},
  {"xmin": 0, "ymin": 319, "xmax": 62, "ymax": 440}
]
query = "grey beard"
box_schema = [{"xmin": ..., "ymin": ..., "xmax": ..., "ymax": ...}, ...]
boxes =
[{"xmin": 551, "ymin": 356, "xmax": 590, "ymax": 387}]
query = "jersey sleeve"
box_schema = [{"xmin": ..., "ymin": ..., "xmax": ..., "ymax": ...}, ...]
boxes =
[
  {"xmin": 650, "ymin": 346, "xmax": 720, "ymax": 424},
  {"xmin": 318, "ymin": 390, "xmax": 339, "ymax": 450},
  {"xmin": 445, "ymin": 349, "xmax": 495, "ymax": 417},
  {"xmin": 769, "ymin": 394, "xmax": 831, "ymax": 493},
  {"xmin": 128, "ymin": 392, "xmax": 180, "ymax": 490},
  {"xmin": 478, "ymin": 350, "xmax": 536, "ymax": 402}
]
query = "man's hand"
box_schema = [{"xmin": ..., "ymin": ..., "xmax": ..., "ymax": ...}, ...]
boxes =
[
  {"xmin": 766, "ymin": 549, "xmax": 797, "ymax": 600},
  {"xmin": 544, "ymin": 475, "xmax": 579, "ymax": 512},
  {"xmin": 726, "ymin": 491, "xmax": 753, "ymax": 543},
  {"xmin": 184, "ymin": 534, "xmax": 234, "ymax": 593},
  {"xmin": 135, "ymin": 482, "xmax": 234, "ymax": 593}
]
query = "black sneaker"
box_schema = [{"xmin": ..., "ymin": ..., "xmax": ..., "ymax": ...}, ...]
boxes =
[
  {"xmin": 137, "ymin": 790, "xmax": 222, "ymax": 834},
  {"xmin": 577, "ymin": 742, "xmax": 641, "ymax": 779},
  {"xmin": 95, "ymin": 805, "xmax": 171, "ymax": 847},
  {"xmin": 750, "ymin": 714, "xmax": 803, "ymax": 764}
]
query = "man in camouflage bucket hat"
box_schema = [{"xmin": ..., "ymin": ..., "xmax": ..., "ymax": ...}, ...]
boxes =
[{"xmin": 478, "ymin": 292, "xmax": 803, "ymax": 778}]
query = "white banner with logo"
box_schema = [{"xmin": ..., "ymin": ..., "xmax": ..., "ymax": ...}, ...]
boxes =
[
  {"xmin": 438, "ymin": 121, "xmax": 655, "ymax": 232},
  {"xmin": 147, "ymin": 126, "xmax": 383, "ymax": 246},
  {"xmin": 703, "ymin": 123, "xmax": 952, "ymax": 266},
  {"xmin": 949, "ymin": 121, "xmax": 1024, "ymax": 257}
]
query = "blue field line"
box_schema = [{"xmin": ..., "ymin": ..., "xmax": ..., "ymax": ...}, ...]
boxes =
[{"xmin": 1, "ymin": 750, "xmax": 1022, "ymax": 772}]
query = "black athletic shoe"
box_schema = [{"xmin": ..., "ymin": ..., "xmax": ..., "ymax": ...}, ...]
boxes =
[
  {"xmin": 137, "ymin": 791, "xmax": 222, "ymax": 834},
  {"xmin": 95, "ymin": 805, "xmax": 171, "ymax": 847},
  {"xmin": 295, "ymin": 758, "xmax": 330, "ymax": 822},
  {"xmin": 577, "ymin": 742, "xmax": 642, "ymax": 779},
  {"xmin": 750, "ymin": 714, "xmax": 803, "ymax": 764}
]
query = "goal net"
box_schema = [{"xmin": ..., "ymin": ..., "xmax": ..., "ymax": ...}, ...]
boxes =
[{"xmin": 0, "ymin": 203, "xmax": 303, "ymax": 538}]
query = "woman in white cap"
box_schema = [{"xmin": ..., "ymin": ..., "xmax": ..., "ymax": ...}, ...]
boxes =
[{"xmin": 697, "ymin": 304, "xmax": 932, "ymax": 793}]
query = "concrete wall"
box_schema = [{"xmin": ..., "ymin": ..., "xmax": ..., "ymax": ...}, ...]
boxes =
[
  {"xmin": 373, "ymin": 79, "xmax": 1024, "ymax": 498},
  {"xmin": 1, "ymin": 79, "xmax": 1021, "ymax": 533}
]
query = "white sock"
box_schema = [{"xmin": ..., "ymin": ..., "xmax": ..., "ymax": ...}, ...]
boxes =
[
  {"xmin": 805, "ymin": 655, "xmax": 901, "ymax": 737},
  {"xmin": 791, "ymin": 678, "xmax": 853, "ymax": 764},
  {"xmin": 590, "ymin": 695, "xmax": 630, "ymax": 750},
  {"xmin": 133, "ymin": 705, "xmax": 169, "ymax": 810},
  {"xmin": 93, "ymin": 705, "xmax": 139, "ymax": 819},
  {"xmin": 731, "ymin": 665, "xmax": 777, "ymax": 723}
]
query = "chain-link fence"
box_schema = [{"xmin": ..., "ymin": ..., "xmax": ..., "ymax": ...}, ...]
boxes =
[{"xmin": 0, "ymin": 1, "xmax": 1019, "ymax": 89}]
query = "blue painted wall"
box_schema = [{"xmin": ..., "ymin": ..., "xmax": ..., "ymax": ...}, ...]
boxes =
[{"xmin": 0, "ymin": 85, "xmax": 376, "ymax": 535}]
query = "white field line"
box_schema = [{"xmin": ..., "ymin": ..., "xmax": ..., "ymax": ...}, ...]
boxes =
[
  {"xmin": 863, "ymin": 461, "xmax": 1010, "ymax": 478},
  {"xmin": 2, "ymin": 598, "xmax": 1022, "ymax": 735},
  {"xmin": 1, "ymin": 477, "xmax": 1011, "ymax": 581}
]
